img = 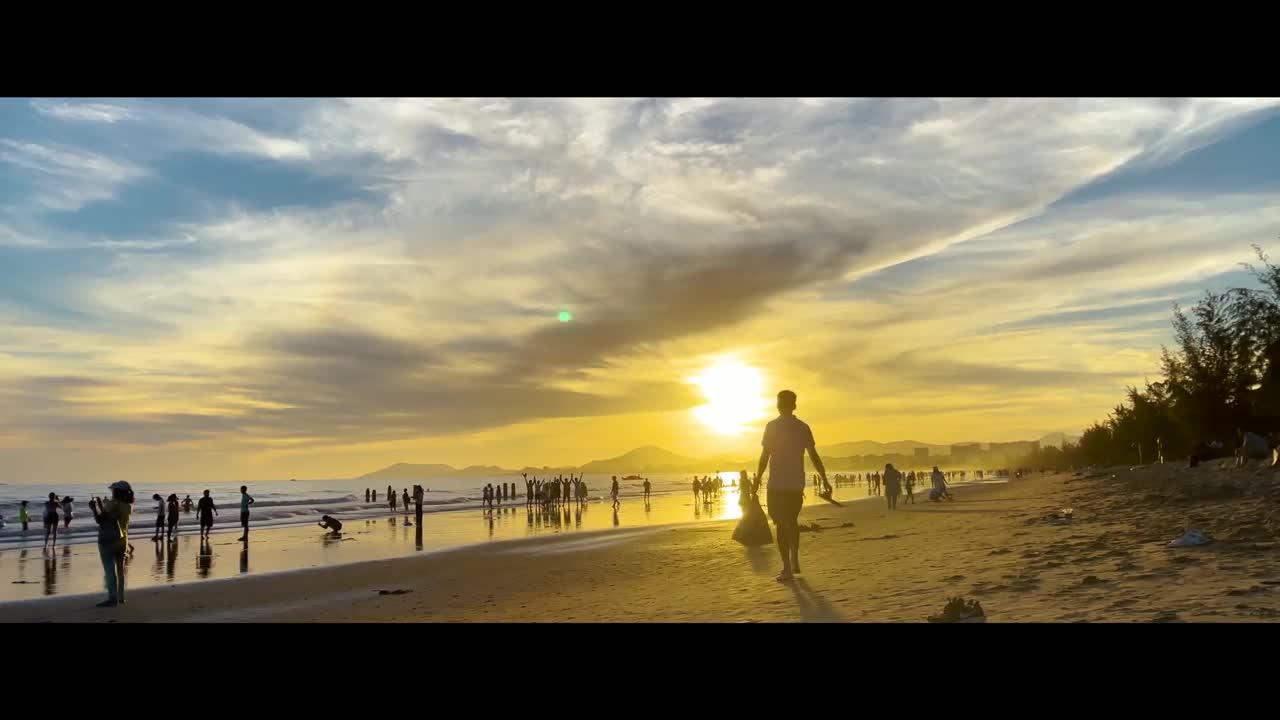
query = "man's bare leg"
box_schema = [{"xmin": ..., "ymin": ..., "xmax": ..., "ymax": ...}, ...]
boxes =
[
  {"xmin": 790, "ymin": 523, "xmax": 801, "ymax": 575},
  {"xmin": 776, "ymin": 521, "xmax": 794, "ymax": 581}
]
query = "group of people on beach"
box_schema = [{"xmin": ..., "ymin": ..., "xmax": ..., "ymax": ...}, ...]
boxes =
[
  {"xmin": 692, "ymin": 474, "xmax": 726, "ymax": 501},
  {"xmin": 364, "ymin": 486, "xmax": 414, "ymax": 513},
  {"xmin": 8, "ymin": 493, "xmax": 76, "ymax": 549},
  {"xmin": 8, "ymin": 485, "xmax": 256, "ymax": 550},
  {"xmin": 519, "ymin": 474, "xmax": 594, "ymax": 507}
]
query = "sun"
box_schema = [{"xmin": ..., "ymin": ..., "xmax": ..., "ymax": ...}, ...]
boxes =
[{"xmin": 689, "ymin": 359, "xmax": 768, "ymax": 435}]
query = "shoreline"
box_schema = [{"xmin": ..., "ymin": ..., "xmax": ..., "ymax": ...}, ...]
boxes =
[{"xmin": 0, "ymin": 479, "xmax": 1015, "ymax": 622}]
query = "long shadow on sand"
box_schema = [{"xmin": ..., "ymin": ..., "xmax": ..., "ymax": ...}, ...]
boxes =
[
  {"xmin": 787, "ymin": 578, "xmax": 846, "ymax": 623},
  {"xmin": 745, "ymin": 545, "xmax": 773, "ymax": 574}
]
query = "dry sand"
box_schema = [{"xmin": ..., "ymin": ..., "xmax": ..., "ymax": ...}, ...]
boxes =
[{"xmin": 4, "ymin": 465, "xmax": 1279, "ymax": 622}]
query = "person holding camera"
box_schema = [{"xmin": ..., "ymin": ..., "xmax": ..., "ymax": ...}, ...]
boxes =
[{"xmin": 90, "ymin": 481, "xmax": 134, "ymax": 608}]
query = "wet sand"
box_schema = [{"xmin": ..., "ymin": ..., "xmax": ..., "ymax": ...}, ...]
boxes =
[
  {"xmin": 0, "ymin": 490, "xmax": 745, "ymax": 601},
  {"xmin": 5, "ymin": 465, "xmax": 1278, "ymax": 622}
]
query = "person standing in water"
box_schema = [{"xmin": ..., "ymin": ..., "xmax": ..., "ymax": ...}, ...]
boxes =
[
  {"xmin": 19, "ymin": 500, "xmax": 30, "ymax": 532},
  {"xmin": 757, "ymin": 390, "xmax": 830, "ymax": 583},
  {"xmin": 43, "ymin": 493, "xmax": 61, "ymax": 549},
  {"xmin": 166, "ymin": 494, "xmax": 181, "ymax": 540},
  {"xmin": 61, "ymin": 496, "xmax": 75, "ymax": 529},
  {"xmin": 197, "ymin": 490, "xmax": 217, "ymax": 539},
  {"xmin": 91, "ymin": 481, "xmax": 133, "ymax": 607},
  {"xmin": 643, "ymin": 478, "xmax": 651, "ymax": 502},
  {"xmin": 610, "ymin": 476, "xmax": 621, "ymax": 509},
  {"xmin": 237, "ymin": 485, "xmax": 254, "ymax": 542},
  {"xmin": 904, "ymin": 471, "xmax": 916, "ymax": 504},
  {"xmin": 182, "ymin": 495, "xmax": 194, "ymax": 513},
  {"xmin": 147, "ymin": 493, "xmax": 165, "ymax": 541},
  {"xmin": 365, "ymin": 488, "xmax": 371, "ymax": 503},
  {"xmin": 403, "ymin": 488, "xmax": 411, "ymax": 510}
]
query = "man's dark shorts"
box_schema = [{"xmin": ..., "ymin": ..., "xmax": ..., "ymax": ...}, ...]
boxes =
[
  {"xmin": 766, "ymin": 489, "xmax": 803, "ymax": 525},
  {"xmin": 240, "ymin": 511, "xmax": 250, "ymax": 526}
]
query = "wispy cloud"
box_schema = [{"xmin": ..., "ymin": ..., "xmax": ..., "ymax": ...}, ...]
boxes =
[
  {"xmin": 0, "ymin": 140, "xmax": 146, "ymax": 212},
  {"xmin": 2, "ymin": 97, "xmax": 1280, "ymax": 479}
]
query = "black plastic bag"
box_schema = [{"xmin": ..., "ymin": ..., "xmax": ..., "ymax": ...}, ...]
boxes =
[{"xmin": 733, "ymin": 493, "xmax": 774, "ymax": 546}]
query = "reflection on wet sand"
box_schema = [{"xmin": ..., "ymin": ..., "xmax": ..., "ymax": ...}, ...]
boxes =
[
  {"xmin": 197, "ymin": 538, "xmax": 212, "ymax": 578},
  {"xmin": 167, "ymin": 539, "xmax": 178, "ymax": 581},
  {"xmin": 43, "ymin": 553, "xmax": 56, "ymax": 596},
  {"xmin": 239, "ymin": 546, "xmax": 249, "ymax": 574},
  {"xmin": 3, "ymin": 482, "xmax": 766, "ymax": 601}
]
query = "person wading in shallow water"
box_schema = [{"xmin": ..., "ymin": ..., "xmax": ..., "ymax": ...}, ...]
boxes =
[
  {"xmin": 237, "ymin": 485, "xmax": 255, "ymax": 542},
  {"xmin": 757, "ymin": 390, "xmax": 830, "ymax": 583}
]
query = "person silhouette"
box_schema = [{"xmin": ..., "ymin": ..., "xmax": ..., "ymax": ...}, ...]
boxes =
[
  {"xmin": 237, "ymin": 485, "xmax": 254, "ymax": 542},
  {"xmin": 757, "ymin": 390, "xmax": 829, "ymax": 583}
]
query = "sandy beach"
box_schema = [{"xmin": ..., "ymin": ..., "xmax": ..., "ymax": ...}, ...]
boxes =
[{"xmin": 4, "ymin": 464, "xmax": 1279, "ymax": 623}]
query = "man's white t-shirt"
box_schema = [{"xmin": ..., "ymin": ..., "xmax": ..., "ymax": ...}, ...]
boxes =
[{"xmin": 762, "ymin": 414, "xmax": 815, "ymax": 491}]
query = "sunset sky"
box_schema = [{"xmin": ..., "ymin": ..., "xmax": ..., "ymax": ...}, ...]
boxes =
[{"xmin": 4, "ymin": 98, "xmax": 1280, "ymax": 482}]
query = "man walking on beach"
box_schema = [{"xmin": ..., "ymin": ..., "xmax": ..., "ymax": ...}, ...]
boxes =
[
  {"xmin": 237, "ymin": 485, "xmax": 255, "ymax": 542},
  {"xmin": 757, "ymin": 390, "xmax": 830, "ymax": 583}
]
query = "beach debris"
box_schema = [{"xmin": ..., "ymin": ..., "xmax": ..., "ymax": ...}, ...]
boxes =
[
  {"xmin": 840, "ymin": 521, "xmax": 854, "ymax": 528},
  {"xmin": 928, "ymin": 597, "xmax": 986, "ymax": 623},
  {"xmin": 1081, "ymin": 575, "xmax": 1105, "ymax": 586},
  {"xmin": 1041, "ymin": 510, "xmax": 1073, "ymax": 524},
  {"xmin": 1167, "ymin": 528, "xmax": 1213, "ymax": 547},
  {"xmin": 10, "ymin": 580, "xmax": 38, "ymax": 584},
  {"xmin": 378, "ymin": 589, "xmax": 413, "ymax": 596}
]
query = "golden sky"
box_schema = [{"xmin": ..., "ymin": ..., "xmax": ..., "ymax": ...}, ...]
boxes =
[{"xmin": 3, "ymin": 98, "xmax": 1280, "ymax": 481}]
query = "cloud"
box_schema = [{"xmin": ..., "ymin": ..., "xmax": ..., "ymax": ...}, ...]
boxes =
[
  {"xmin": 4, "ymin": 98, "xmax": 1280, "ymax": 472},
  {"xmin": 29, "ymin": 98, "xmax": 310, "ymax": 161},
  {"xmin": 0, "ymin": 140, "xmax": 146, "ymax": 212}
]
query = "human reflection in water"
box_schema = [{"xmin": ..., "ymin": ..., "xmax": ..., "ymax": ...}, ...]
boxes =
[
  {"xmin": 197, "ymin": 538, "xmax": 212, "ymax": 578},
  {"xmin": 167, "ymin": 538, "xmax": 178, "ymax": 580},
  {"xmin": 415, "ymin": 523, "xmax": 423, "ymax": 552},
  {"xmin": 644, "ymin": 498, "xmax": 651, "ymax": 516},
  {"xmin": 527, "ymin": 507, "xmax": 534, "ymax": 528},
  {"xmin": 613, "ymin": 507, "xmax": 620, "ymax": 527},
  {"xmin": 239, "ymin": 546, "xmax": 249, "ymax": 574},
  {"xmin": 153, "ymin": 540, "xmax": 165, "ymax": 579},
  {"xmin": 43, "ymin": 553, "xmax": 57, "ymax": 595},
  {"xmin": 693, "ymin": 501, "xmax": 702, "ymax": 519},
  {"xmin": 488, "ymin": 513, "xmax": 495, "ymax": 538},
  {"xmin": 575, "ymin": 505, "xmax": 582, "ymax": 528}
]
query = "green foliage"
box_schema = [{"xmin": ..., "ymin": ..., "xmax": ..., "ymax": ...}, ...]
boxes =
[{"xmin": 1019, "ymin": 242, "xmax": 1280, "ymax": 468}]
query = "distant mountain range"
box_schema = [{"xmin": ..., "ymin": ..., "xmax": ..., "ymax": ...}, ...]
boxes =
[{"xmin": 355, "ymin": 433, "xmax": 1080, "ymax": 480}]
